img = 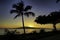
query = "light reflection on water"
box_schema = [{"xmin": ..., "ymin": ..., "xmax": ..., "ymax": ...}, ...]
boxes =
[
  {"xmin": 0, "ymin": 28, "xmax": 60, "ymax": 35},
  {"xmin": 6, "ymin": 29, "xmax": 53, "ymax": 34},
  {"xmin": 8, "ymin": 29, "xmax": 36, "ymax": 34}
]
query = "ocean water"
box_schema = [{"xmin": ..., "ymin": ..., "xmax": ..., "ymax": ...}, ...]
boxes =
[{"xmin": 0, "ymin": 28, "xmax": 54, "ymax": 35}]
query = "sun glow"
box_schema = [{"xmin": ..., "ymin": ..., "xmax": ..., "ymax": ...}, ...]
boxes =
[{"xmin": 29, "ymin": 25, "xmax": 34, "ymax": 27}]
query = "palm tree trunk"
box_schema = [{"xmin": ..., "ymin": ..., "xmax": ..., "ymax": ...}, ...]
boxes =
[
  {"xmin": 22, "ymin": 14, "xmax": 25, "ymax": 34},
  {"xmin": 53, "ymin": 23, "xmax": 56, "ymax": 31}
]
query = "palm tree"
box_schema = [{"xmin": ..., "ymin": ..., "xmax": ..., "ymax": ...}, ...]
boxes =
[{"xmin": 10, "ymin": 0, "xmax": 35, "ymax": 34}]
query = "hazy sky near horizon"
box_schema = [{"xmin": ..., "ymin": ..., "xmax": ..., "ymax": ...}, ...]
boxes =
[{"xmin": 0, "ymin": 0, "xmax": 60, "ymax": 28}]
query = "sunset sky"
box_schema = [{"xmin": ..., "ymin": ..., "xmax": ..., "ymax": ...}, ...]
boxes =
[{"xmin": 0, "ymin": 0, "xmax": 60, "ymax": 29}]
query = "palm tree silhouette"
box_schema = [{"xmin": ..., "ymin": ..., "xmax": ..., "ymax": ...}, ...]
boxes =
[{"xmin": 10, "ymin": 0, "xmax": 35, "ymax": 34}]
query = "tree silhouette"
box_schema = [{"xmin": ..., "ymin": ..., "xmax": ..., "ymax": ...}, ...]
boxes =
[
  {"xmin": 48, "ymin": 11, "xmax": 60, "ymax": 30},
  {"xmin": 10, "ymin": 0, "xmax": 35, "ymax": 34},
  {"xmin": 35, "ymin": 15, "xmax": 47, "ymax": 24},
  {"xmin": 35, "ymin": 11, "xmax": 60, "ymax": 31}
]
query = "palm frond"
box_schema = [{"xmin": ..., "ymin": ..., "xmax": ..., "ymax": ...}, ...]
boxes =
[
  {"xmin": 24, "ymin": 6, "xmax": 32, "ymax": 11},
  {"xmin": 24, "ymin": 12, "xmax": 35, "ymax": 17},
  {"xmin": 12, "ymin": 4, "xmax": 18, "ymax": 8},
  {"xmin": 10, "ymin": 10, "xmax": 18, "ymax": 14},
  {"xmin": 14, "ymin": 14, "xmax": 20, "ymax": 19},
  {"xmin": 24, "ymin": 12, "xmax": 29, "ymax": 17},
  {"xmin": 17, "ymin": 1, "xmax": 24, "ymax": 11},
  {"xmin": 27, "ymin": 12, "xmax": 35, "ymax": 16}
]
